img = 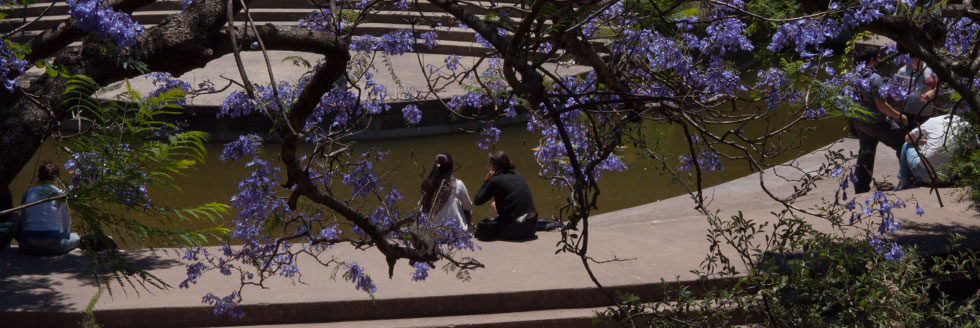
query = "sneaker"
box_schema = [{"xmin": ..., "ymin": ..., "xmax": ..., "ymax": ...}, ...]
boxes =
[
  {"xmin": 81, "ymin": 235, "xmax": 118, "ymax": 252},
  {"xmin": 874, "ymin": 181, "xmax": 895, "ymax": 191}
]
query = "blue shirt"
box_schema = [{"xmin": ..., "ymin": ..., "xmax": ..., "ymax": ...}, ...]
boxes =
[{"xmin": 21, "ymin": 184, "xmax": 70, "ymax": 233}]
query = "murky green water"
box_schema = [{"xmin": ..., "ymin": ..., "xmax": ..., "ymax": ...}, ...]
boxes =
[{"xmin": 10, "ymin": 115, "xmax": 845, "ymax": 247}]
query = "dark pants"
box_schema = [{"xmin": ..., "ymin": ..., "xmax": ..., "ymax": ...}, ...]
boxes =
[
  {"xmin": 475, "ymin": 216, "xmax": 537, "ymax": 241},
  {"xmin": 0, "ymin": 187, "xmax": 13, "ymax": 250},
  {"xmin": 853, "ymin": 119, "xmax": 905, "ymax": 193}
]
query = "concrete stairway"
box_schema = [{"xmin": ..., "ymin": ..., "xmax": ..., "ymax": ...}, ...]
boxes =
[{"xmin": 0, "ymin": 0, "xmax": 528, "ymax": 56}]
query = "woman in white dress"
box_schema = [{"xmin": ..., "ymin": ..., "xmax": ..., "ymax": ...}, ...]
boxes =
[{"xmin": 419, "ymin": 153, "xmax": 473, "ymax": 229}]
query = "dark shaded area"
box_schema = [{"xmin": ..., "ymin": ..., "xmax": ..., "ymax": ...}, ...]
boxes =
[
  {"xmin": 894, "ymin": 218, "xmax": 980, "ymax": 255},
  {"xmin": 0, "ymin": 247, "xmax": 181, "ymax": 312}
]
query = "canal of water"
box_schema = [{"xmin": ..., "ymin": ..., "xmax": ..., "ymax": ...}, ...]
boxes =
[{"xmin": 10, "ymin": 115, "xmax": 845, "ymax": 247}]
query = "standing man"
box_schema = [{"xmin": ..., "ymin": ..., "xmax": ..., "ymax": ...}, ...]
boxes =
[
  {"xmin": 894, "ymin": 56, "xmax": 939, "ymax": 126},
  {"xmin": 851, "ymin": 47, "xmax": 908, "ymax": 194}
]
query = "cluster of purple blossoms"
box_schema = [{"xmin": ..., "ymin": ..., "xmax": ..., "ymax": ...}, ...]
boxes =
[
  {"xmin": 870, "ymin": 238, "xmax": 905, "ymax": 261},
  {"xmin": 66, "ymin": 0, "xmax": 146, "ymax": 49},
  {"xmin": 338, "ymin": 151, "xmax": 403, "ymax": 240},
  {"xmin": 146, "ymin": 72, "xmax": 191, "ymax": 106},
  {"xmin": 835, "ymin": 167, "xmax": 914, "ymax": 262},
  {"xmin": 113, "ymin": 176, "xmax": 150, "ymax": 209},
  {"xmin": 528, "ymin": 111, "xmax": 628, "ymax": 185},
  {"xmin": 202, "ymin": 292, "xmax": 244, "ymax": 318},
  {"xmin": 842, "ymin": 0, "xmax": 898, "ymax": 27},
  {"xmin": 756, "ymin": 68, "xmax": 798, "ymax": 110},
  {"xmin": 525, "ymin": 73, "xmax": 628, "ymax": 185},
  {"xmin": 768, "ymin": 18, "xmax": 841, "ymax": 55},
  {"xmin": 362, "ymin": 73, "xmax": 391, "ymax": 114},
  {"xmin": 878, "ymin": 73, "xmax": 915, "ymax": 102},
  {"xmin": 180, "ymin": 260, "xmax": 207, "ymax": 289},
  {"xmin": 764, "ymin": 0, "xmax": 908, "ymax": 64},
  {"xmin": 416, "ymin": 214, "xmax": 477, "ymax": 254},
  {"xmin": 218, "ymin": 91, "xmax": 257, "ymax": 118},
  {"xmin": 830, "ymin": 62, "xmax": 884, "ymax": 116},
  {"xmin": 411, "ymin": 262, "xmax": 430, "ymax": 281},
  {"xmin": 473, "ymin": 31, "xmax": 493, "ymax": 49},
  {"xmin": 342, "ymin": 151, "xmax": 387, "ymax": 199},
  {"xmin": 65, "ymin": 151, "xmax": 104, "ymax": 190},
  {"xmin": 444, "ymin": 55, "xmax": 460, "ymax": 71},
  {"xmin": 679, "ymin": 150, "xmax": 723, "ymax": 173},
  {"xmin": 312, "ymin": 223, "xmax": 342, "ymax": 249},
  {"xmin": 304, "ymin": 73, "xmax": 392, "ymax": 132},
  {"xmin": 350, "ymin": 30, "xmax": 415, "ymax": 55},
  {"xmin": 64, "ymin": 147, "xmax": 151, "ymax": 209},
  {"xmin": 219, "ymin": 134, "xmax": 261, "ymax": 162},
  {"xmin": 404, "ymin": 214, "xmax": 476, "ymax": 281},
  {"xmin": 702, "ymin": 17, "xmax": 754, "ymax": 55},
  {"xmin": 420, "ymin": 31, "xmax": 439, "ymax": 49},
  {"xmin": 230, "ymin": 158, "xmax": 286, "ymax": 225},
  {"xmin": 945, "ymin": 18, "xmax": 978, "ymax": 58},
  {"xmin": 218, "ymin": 80, "xmax": 301, "ymax": 118},
  {"xmin": 343, "ymin": 262, "xmax": 377, "ymax": 293},
  {"xmin": 298, "ymin": 10, "xmax": 336, "ymax": 32},
  {"xmin": 392, "ymin": 0, "xmax": 410, "ymax": 10},
  {"xmin": 477, "ymin": 126, "xmax": 500, "ymax": 150},
  {"xmin": 698, "ymin": 66, "xmax": 746, "ymax": 101},
  {"xmin": 804, "ymin": 104, "xmax": 829, "ymax": 119},
  {"xmin": 401, "ymin": 104, "xmax": 422, "ymax": 124},
  {"xmin": 309, "ymin": 84, "xmax": 358, "ymax": 128},
  {"xmin": 447, "ymin": 91, "xmax": 491, "ymax": 112},
  {"xmin": 377, "ymin": 189, "xmax": 405, "ymax": 230},
  {"xmin": 615, "ymin": 28, "xmax": 686, "ymax": 72},
  {"xmin": 0, "ymin": 40, "xmax": 27, "ymax": 92},
  {"xmin": 580, "ymin": 1, "xmax": 628, "ymax": 37}
]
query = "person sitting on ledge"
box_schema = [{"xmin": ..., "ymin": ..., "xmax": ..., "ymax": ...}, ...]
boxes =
[
  {"xmin": 897, "ymin": 109, "xmax": 976, "ymax": 190},
  {"xmin": 473, "ymin": 151, "xmax": 537, "ymax": 241},
  {"xmin": 419, "ymin": 153, "xmax": 474, "ymax": 229},
  {"xmin": 16, "ymin": 162, "xmax": 81, "ymax": 256}
]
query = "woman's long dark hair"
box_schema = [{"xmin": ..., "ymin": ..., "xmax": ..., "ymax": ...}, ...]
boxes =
[{"xmin": 420, "ymin": 153, "xmax": 455, "ymax": 215}]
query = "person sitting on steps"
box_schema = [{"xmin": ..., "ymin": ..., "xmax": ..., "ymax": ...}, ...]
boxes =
[
  {"xmin": 16, "ymin": 162, "xmax": 81, "ymax": 256},
  {"xmin": 473, "ymin": 151, "xmax": 537, "ymax": 241},
  {"xmin": 897, "ymin": 108, "xmax": 976, "ymax": 190}
]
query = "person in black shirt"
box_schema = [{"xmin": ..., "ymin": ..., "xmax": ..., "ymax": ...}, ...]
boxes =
[
  {"xmin": 851, "ymin": 47, "xmax": 908, "ymax": 194},
  {"xmin": 473, "ymin": 151, "xmax": 537, "ymax": 241}
]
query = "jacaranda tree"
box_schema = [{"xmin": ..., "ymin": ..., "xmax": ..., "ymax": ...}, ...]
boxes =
[{"xmin": 2, "ymin": 0, "xmax": 980, "ymax": 324}]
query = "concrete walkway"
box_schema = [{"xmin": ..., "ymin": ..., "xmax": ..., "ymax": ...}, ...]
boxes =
[{"xmin": 1, "ymin": 138, "xmax": 978, "ymax": 327}]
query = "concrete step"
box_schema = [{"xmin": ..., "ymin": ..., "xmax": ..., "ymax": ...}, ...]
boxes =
[
  {"xmin": 72, "ymin": 275, "xmax": 737, "ymax": 328},
  {"xmin": 0, "ymin": 2, "xmax": 528, "ymax": 31},
  {"xmin": 2, "ymin": 10, "xmax": 518, "ymax": 51},
  {"xmin": 220, "ymin": 307, "xmax": 606, "ymax": 328},
  {"xmin": 8, "ymin": 31, "xmax": 492, "ymax": 57}
]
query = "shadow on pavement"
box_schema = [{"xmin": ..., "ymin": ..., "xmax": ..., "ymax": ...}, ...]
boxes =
[
  {"xmin": 895, "ymin": 218, "xmax": 980, "ymax": 255},
  {"xmin": 0, "ymin": 247, "xmax": 181, "ymax": 312}
]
